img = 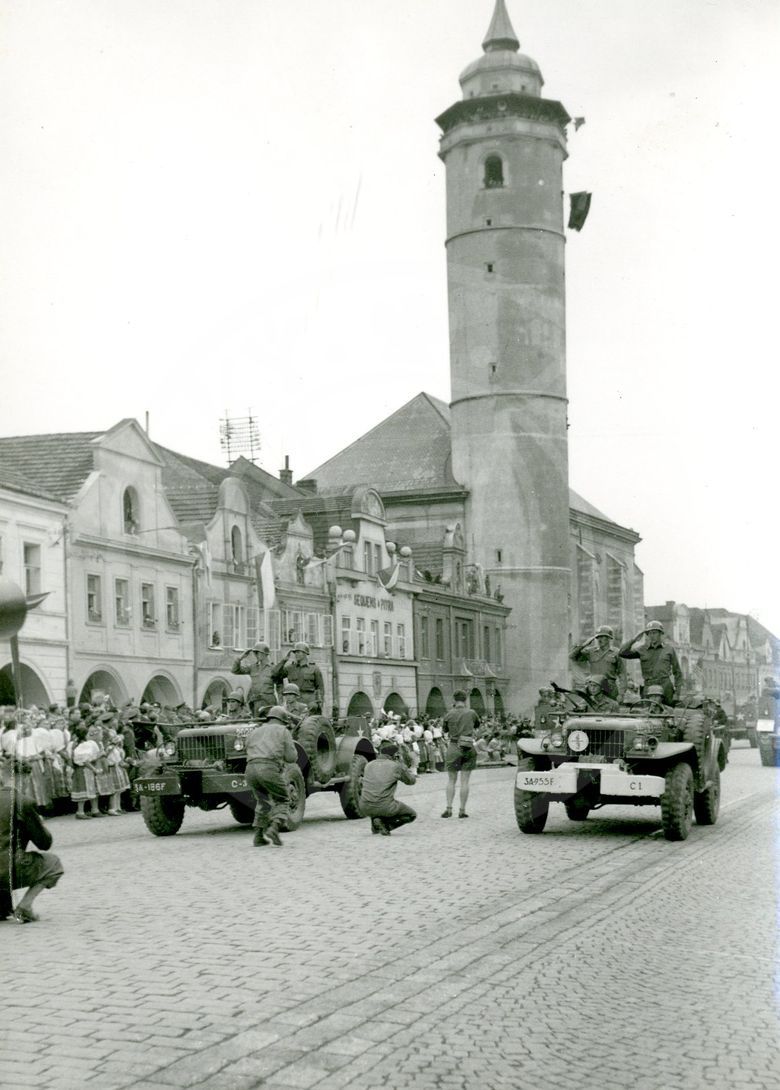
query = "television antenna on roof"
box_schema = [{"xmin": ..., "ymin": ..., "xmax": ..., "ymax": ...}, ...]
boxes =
[{"xmin": 219, "ymin": 410, "xmax": 261, "ymax": 465}]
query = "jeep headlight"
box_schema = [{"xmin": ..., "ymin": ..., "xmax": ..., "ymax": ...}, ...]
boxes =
[
  {"xmin": 233, "ymin": 738, "xmax": 245, "ymax": 751},
  {"xmin": 161, "ymin": 740, "xmax": 177, "ymax": 758},
  {"xmin": 551, "ymin": 732, "xmax": 564, "ymax": 749}
]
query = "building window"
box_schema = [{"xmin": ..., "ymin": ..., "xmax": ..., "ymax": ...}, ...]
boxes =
[
  {"xmin": 420, "ymin": 616, "xmax": 429, "ymax": 660},
  {"xmin": 86, "ymin": 574, "xmax": 102, "ymax": 623},
  {"xmin": 435, "ymin": 618, "xmax": 445, "ymax": 661},
  {"xmin": 383, "ymin": 621, "xmax": 392, "ymax": 657},
  {"xmin": 484, "ymin": 155, "xmax": 504, "ymax": 188},
  {"xmin": 483, "ymin": 625, "xmax": 491, "ymax": 663},
  {"xmin": 496, "ymin": 549, "xmax": 503, "ymax": 564},
  {"xmin": 342, "ymin": 615, "xmax": 352, "ymax": 654},
  {"xmin": 231, "ymin": 525, "xmax": 244, "ymax": 571},
  {"xmin": 166, "ymin": 586, "xmax": 180, "ymax": 629},
  {"xmin": 122, "ymin": 488, "xmax": 139, "ymax": 534},
  {"xmin": 208, "ymin": 602, "xmax": 222, "ymax": 647},
  {"xmin": 370, "ymin": 619, "xmax": 379, "ymax": 657},
  {"xmin": 486, "ymin": 263, "xmax": 494, "ymax": 274},
  {"xmin": 374, "ymin": 543, "xmax": 382, "ymax": 574},
  {"xmin": 23, "ymin": 543, "xmax": 41, "ymax": 595},
  {"xmin": 397, "ymin": 624, "xmax": 406, "ymax": 660},
  {"xmin": 455, "ymin": 618, "xmax": 474, "ymax": 659},
  {"xmin": 141, "ymin": 583, "xmax": 156, "ymax": 628},
  {"xmin": 115, "ymin": 579, "xmax": 130, "ymax": 626},
  {"xmin": 363, "ymin": 541, "xmax": 373, "ymax": 576},
  {"xmin": 495, "ymin": 626, "xmax": 502, "ymax": 667},
  {"xmin": 356, "ymin": 617, "xmax": 366, "ymax": 655},
  {"xmin": 223, "ymin": 603, "xmax": 244, "ymax": 648}
]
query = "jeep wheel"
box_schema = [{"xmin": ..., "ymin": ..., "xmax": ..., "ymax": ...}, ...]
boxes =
[
  {"xmin": 140, "ymin": 795, "xmax": 185, "ymax": 837},
  {"xmin": 758, "ymin": 741, "xmax": 778, "ymax": 767},
  {"xmin": 229, "ymin": 800, "xmax": 255, "ymax": 825},
  {"xmin": 339, "ymin": 754, "xmax": 368, "ymax": 819},
  {"xmin": 564, "ymin": 797, "xmax": 590, "ymax": 822},
  {"xmin": 297, "ymin": 716, "xmax": 337, "ymax": 783},
  {"xmin": 693, "ymin": 763, "xmax": 720, "ymax": 825},
  {"xmin": 660, "ymin": 762, "xmax": 694, "ymax": 841},
  {"xmin": 514, "ymin": 758, "xmax": 549, "ymax": 834},
  {"xmin": 277, "ymin": 764, "xmax": 306, "ymax": 832}
]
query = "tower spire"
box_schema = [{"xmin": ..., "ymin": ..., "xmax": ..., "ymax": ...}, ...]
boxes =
[{"xmin": 482, "ymin": 0, "xmax": 520, "ymax": 53}]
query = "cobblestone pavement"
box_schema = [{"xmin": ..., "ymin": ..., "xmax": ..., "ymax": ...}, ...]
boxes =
[{"xmin": 2, "ymin": 746, "xmax": 778, "ymax": 1090}]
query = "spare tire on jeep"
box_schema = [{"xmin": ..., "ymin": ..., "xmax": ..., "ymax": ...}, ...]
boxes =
[{"xmin": 296, "ymin": 716, "xmax": 337, "ymax": 784}]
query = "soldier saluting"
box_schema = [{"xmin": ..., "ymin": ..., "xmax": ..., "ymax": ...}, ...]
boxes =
[
  {"xmin": 272, "ymin": 642, "xmax": 324, "ymax": 713},
  {"xmin": 230, "ymin": 642, "xmax": 277, "ymax": 717},
  {"xmin": 569, "ymin": 625, "xmax": 626, "ymax": 700},
  {"xmin": 619, "ymin": 620, "xmax": 683, "ymax": 706}
]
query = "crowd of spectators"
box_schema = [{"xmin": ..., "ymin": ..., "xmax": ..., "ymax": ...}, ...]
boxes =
[{"xmin": 363, "ymin": 710, "xmax": 528, "ymax": 773}]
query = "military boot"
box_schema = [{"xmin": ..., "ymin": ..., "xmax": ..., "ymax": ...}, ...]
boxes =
[
  {"xmin": 266, "ymin": 822, "xmax": 283, "ymax": 847},
  {"xmin": 252, "ymin": 828, "xmax": 269, "ymax": 847}
]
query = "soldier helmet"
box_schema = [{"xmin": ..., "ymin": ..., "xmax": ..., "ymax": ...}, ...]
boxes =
[
  {"xmin": 227, "ymin": 689, "xmax": 245, "ymax": 703},
  {"xmin": 645, "ymin": 621, "xmax": 664, "ymax": 633},
  {"xmin": 595, "ymin": 625, "xmax": 614, "ymax": 638},
  {"xmin": 265, "ymin": 705, "xmax": 291, "ymax": 724},
  {"xmin": 585, "ymin": 675, "xmax": 603, "ymax": 688},
  {"xmin": 252, "ymin": 641, "xmax": 270, "ymax": 654},
  {"xmin": 379, "ymin": 740, "xmax": 399, "ymax": 757},
  {"xmin": 293, "ymin": 641, "xmax": 309, "ymax": 654},
  {"xmin": 646, "ymin": 685, "xmax": 665, "ymax": 698},
  {"xmin": 283, "ymin": 682, "xmax": 301, "ymax": 696}
]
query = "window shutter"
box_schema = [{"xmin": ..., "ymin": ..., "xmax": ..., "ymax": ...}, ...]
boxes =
[{"xmin": 307, "ymin": 612, "xmax": 320, "ymax": 647}]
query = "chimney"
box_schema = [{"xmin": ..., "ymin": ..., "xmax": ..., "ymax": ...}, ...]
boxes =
[
  {"xmin": 297, "ymin": 478, "xmax": 318, "ymax": 495},
  {"xmin": 279, "ymin": 455, "xmax": 293, "ymax": 486}
]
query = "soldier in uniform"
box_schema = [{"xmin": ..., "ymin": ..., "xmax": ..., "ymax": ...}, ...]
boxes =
[
  {"xmin": 244, "ymin": 706, "xmax": 297, "ymax": 847},
  {"xmin": 272, "ymin": 642, "xmax": 324, "ymax": 713},
  {"xmin": 582, "ymin": 676, "xmax": 620, "ymax": 714},
  {"xmin": 644, "ymin": 684, "xmax": 670, "ymax": 714},
  {"xmin": 219, "ymin": 689, "xmax": 250, "ymax": 721},
  {"xmin": 570, "ymin": 625, "xmax": 626, "ymax": 700},
  {"xmin": 231, "ymin": 642, "xmax": 278, "ymax": 716},
  {"xmin": 281, "ymin": 683, "xmax": 309, "ymax": 730},
  {"xmin": 619, "ymin": 621, "xmax": 683, "ymax": 706}
]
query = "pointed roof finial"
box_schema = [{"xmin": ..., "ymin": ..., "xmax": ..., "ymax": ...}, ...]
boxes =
[{"xmin": 482, "ymin": 0, "xmax": 520, "ymax": 53}]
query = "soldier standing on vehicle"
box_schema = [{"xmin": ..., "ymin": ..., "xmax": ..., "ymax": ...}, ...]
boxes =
[
  {"xmin": 218, "ymin": 690, "xmax": 250, "ymax": 721},
  {"xmin": 281, "ymin": 683, "xmax": 309, "ymax": 728},
  {"xmin": 570, "ymin": 625, "xmax": 626, "ymax": 700},
  {"xmin": 231, "ymin": 642, "xmax": 277, "ymax": 717},
  {"xmin": 619, "ymin": 621, "xmax": 683, "ymax": 706},
  {"xmin": 582, "ymin": 676, "xmax": 620, "ymax": 713},
  {"xmin": 272, "ymin": 642, "xmax": 324, "ymax": 712},
  {"xmin": 358, "ymin": 740, "xmax": 417, "ymax": 836},
  {"xmin": 244, "ymin": 707, "xmax": 297, "ymax": 847}
]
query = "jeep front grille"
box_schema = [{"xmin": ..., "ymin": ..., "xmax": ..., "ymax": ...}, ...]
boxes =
[
  {"xmin": 579, "ymin": 729, "xmax": 625, "ymax": 761},
  {"xmin": 177, "ymin": 734, "xmax": 226, "ymax": 764}
]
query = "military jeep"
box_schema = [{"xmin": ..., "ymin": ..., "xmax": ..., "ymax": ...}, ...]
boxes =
[
  {"xmin": 514, "ymin": 691, "xmax": 727, "ymax": 841},
  {"xmin": 135, "ymin": 715, "xmax": 376, "ymax": 837}
]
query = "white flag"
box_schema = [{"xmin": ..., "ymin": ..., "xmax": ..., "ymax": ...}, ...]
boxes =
[{"xmin": 260, "ymin": 550, "xmax": 276, "ymax": 610}]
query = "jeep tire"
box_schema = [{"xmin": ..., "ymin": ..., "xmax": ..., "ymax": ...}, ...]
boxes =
[
  {"xmin": 564, "ymin": 797, "xmax": 590, "ymax": 822},
  {"xmin": 693, "ymin": 762, "xmax": 720, "ymax": 825},
  {"xmin": 339, "ymin": 754, "xmax": 368, "ymax": 819},
  {"xmin": 297, "ymin": 716, "xmax": 337, "ymax": 784},
  {"xmin": 661, "ymin": 761, "xmax": 694, "ymax": 841},
  {"xmin": 514, "ymin": 758, "xmax": 549, "ymax": 834},
  {"xmin": 140, "ymin": 795, "xmax": 185, "ymax": 837},
  {"xmin": 277, "ymin": 764, "xmax": 306, "ymax": 832},
  {"xmin": 229, "ymin": 800, "xmax": 255, "ymax": 825}
]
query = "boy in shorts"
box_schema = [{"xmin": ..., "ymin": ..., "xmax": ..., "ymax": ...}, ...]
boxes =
[{"xmin": 441, "ymin": 690, "xmax": 479, "ymax": 819}]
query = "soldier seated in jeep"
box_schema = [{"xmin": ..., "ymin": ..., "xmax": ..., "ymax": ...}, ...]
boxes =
[{"xmin": 582, "ymin": 676, "xmax": 620, "ymax": 714}]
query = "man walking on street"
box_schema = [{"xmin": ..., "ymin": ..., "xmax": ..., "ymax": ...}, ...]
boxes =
[
  {"xmin": 243, "ymin": 707, "xmax": 297, "ymax": 847},
  {"xmin": 1, "ymin": 758, "xmax": 65, "ymax": 923},
  {"xmin": 620, "ymin": 621, "xmax": 683, "ymax": 706},
  {"xmin": 359, "ymin": 740, "xmax": 417, "ymax": 836},
  {"xmin": 441, "ymin": 690, "xmax": 479, "ymax": 819},
  {"xmin": 570, "ymin": 625, "xmax": 626, "ymax": 700},
  {"xmin": 231, "ymin": 642, "xmax": 278, "ymax": 717}
]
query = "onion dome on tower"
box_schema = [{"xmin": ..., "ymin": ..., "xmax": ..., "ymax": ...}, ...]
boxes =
[{"xmin": 459, "ymin": 0, "xmax": 544, "ymax": 99}]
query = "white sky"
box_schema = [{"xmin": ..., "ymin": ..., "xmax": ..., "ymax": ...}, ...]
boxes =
[{"xmin": 2, "ymin": 0, "xmax": 779, "ymax": 633}]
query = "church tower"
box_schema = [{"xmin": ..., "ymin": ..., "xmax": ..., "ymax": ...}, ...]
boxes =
[{"xmin": 436, "ymin": 1, "xmax": 572, "ymax": 708}]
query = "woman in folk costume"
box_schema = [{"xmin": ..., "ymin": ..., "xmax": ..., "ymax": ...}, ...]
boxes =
[
  {"xmin": 68, "ymin": 724, "xmax": 100, "ymax": 819},
  {"xmin": 14, "ymin": 715, "xmax": 52, "ymax": 810},
  {"xmin": 86, "ymin": 717, "xmax": 113, "ymax": 808},
  {"xmin": 45, "ymin": 716, "xmax": 72, "ymax": 801},
  {"xmin": 103, "ymin": 729, "xmax": 130, "ymax": 815}
]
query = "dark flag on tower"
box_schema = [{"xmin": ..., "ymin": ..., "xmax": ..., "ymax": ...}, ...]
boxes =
[{"xmin": 568, "ymin": 191, "xmax": 592, "ymax": 231}]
